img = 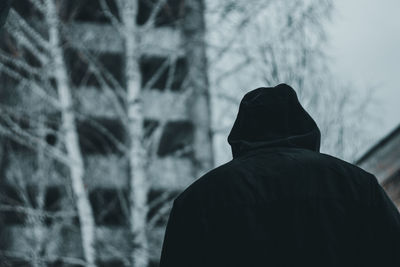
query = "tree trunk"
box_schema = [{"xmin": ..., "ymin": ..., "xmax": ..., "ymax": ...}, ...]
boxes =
[
  {"xmin": 183, "ymin": 0, "xmax": 214, "ymax": 177},
  {"xmin": 45, "ymin": 1, "xmax": 96, "ymax": 266},
  {"xmin": 121, "ymin": 1, "xmax": 149, "ymax": 266}
]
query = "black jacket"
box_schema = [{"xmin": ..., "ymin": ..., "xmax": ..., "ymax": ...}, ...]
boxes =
[{"xmin": 159, "ymin": 84, "xmax": 400, "ymax": 267}]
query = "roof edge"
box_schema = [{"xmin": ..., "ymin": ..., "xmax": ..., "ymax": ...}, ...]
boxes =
[{"xmin": 355, "ymin": 123, "xmax": 400, "ymax": 165}]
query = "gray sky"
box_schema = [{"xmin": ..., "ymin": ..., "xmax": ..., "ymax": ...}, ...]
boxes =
[{"xmin": 327, "ymin": 0, "xmax": 400, "ymax": 143}]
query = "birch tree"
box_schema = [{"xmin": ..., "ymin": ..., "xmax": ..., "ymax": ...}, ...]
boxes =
[
  {"xmin": 120, "ymin": 0, "xmax": 149, "ymax": 266},
  {"xmin": 183, "ymin": 0, "xmax": 214, "ymax": 178},
  {"xmin": 45, "ymin": 0, "xmax": 96, "ymax": 266}
]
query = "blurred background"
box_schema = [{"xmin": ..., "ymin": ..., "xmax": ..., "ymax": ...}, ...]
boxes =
[{"xmin": 0, "ymin": 0, "xmax": 399, "ymax": 266}]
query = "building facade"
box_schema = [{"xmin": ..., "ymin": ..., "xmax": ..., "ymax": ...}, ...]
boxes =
[
  {"xmin": 0, "ymin": 0, "xmax": 212, "ymax": 266},
  {"xmin": 356, "ymin": 124, "xmax": 400, "ymax": 208}
]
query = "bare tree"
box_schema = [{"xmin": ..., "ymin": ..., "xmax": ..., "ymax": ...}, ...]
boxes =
[
  {"xmin": 0, "ymin": 112, "xmax": 82, "ymax": 266},
  {"xmin": 45, "ymin": 0, "xmax": 97, "ymax": 266},
  {"xmin": 207, "ymin": 0, "xmax": 374, "ymax": 163},
  {"xmin": 183, "ymin": 0, "xmax": 214, "ymax": 177},
  {"xmin": 120, "ymin": 0, "xmax": 149, "ymax": 265}
]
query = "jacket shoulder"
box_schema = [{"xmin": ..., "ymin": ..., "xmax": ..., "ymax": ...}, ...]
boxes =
[
  {"xmin": 174, "ymin": 160, "xmax": 239, "ymax": 205},
  {"xmin": 318, "ymin": 152, "xmax": 376, "ymax": 180}
]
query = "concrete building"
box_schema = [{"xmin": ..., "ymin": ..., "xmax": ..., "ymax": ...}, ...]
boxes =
[
  {"xmin": 356, "ymin": 124, "xmax": 400, "ymax": 208},
  {"xmin": 0, "ymin": 0, "xmax": 212, "ymax": 266}
]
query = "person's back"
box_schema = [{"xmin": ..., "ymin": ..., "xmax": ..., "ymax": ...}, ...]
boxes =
[{"xmin": 159, "ymin": 84, "xmax": 400, "ymax": 267}]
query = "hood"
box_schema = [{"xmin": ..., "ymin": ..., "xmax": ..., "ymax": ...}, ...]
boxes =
[{"xmin": 227, "ymin": 84, "xmax": 321, "ymax": 158}]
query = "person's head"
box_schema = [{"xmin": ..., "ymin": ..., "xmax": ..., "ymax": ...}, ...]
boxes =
[
  {"xmin": 0, "ymin": 0, "xmax": 12, "ymax": 28},
  {"xmin": 227, "ymin": 84, "xmax": 321, "ymax": 158}
]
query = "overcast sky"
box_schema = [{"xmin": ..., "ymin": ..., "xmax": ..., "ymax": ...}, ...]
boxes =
[{"xmin": 327, "ymin": 0, "xmax": 400, "ymax": 143}]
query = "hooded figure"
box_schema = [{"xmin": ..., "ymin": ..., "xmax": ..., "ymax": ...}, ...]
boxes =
[{"xmin": 159, "ymin": 84, "xmax": 400, "ymax": 267}]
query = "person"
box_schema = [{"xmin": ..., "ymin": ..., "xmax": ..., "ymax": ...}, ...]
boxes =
[{"xmin": 159, "ymin": 84, "xmax": 400, "ymax": 267}]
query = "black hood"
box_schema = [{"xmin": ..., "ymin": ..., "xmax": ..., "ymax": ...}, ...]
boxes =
[{"xmin": 227, "ymin": 84, "xmax": 321, "ymax": 158}]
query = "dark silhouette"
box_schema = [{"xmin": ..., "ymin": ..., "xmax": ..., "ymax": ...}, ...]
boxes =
[{"xmin": 159, "ymin": 84, "xmax": 400, "ymax": 266}]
